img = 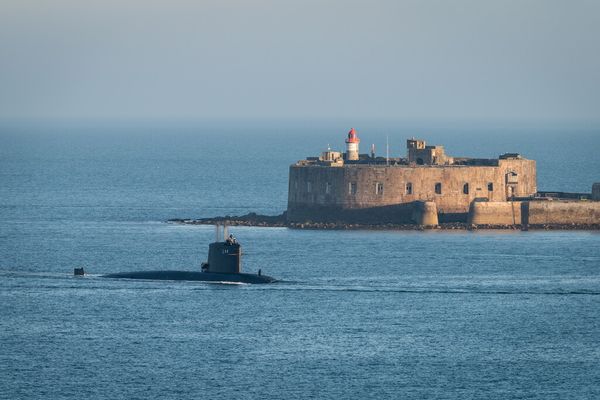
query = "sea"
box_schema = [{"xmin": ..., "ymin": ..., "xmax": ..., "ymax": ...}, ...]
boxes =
[{"xmin": 1, "ymin": 120, "xmax": 599, "ymax": 399}]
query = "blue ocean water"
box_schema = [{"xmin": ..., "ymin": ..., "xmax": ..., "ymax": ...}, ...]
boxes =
[{"xmin": 1, "ymin": 121, "xmax": 600, "ymax": 399}]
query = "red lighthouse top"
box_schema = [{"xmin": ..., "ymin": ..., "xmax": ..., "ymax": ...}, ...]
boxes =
[{"xmin": 346, "ymin": 128, "xmax": 360, "ymax": 143}]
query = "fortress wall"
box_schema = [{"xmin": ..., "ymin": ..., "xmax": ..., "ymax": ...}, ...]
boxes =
[
  {"xmin": 289, "ymin": 165, "xmax": 507, "ymax": 221},
  {"xmin": 341, "ymin": 165, "xmax": 504, "ymax": 214},
  {"xmin": 468, "ymin": 201, "xmax": 523, "ymax": 226},
  {"xmin": 524, "ymin": 201, "xmax": 600, "ymax": 225},
  {"xmin": 288, "ymin": 159, "xmax": 537, "ymax": 224},
  {"xmin": 288, "ymin": 165, "xmax": 346, "ymax": 207}
]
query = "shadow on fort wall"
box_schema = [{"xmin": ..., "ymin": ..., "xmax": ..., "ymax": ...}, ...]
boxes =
[
  {"xmin": 287, "ymin": 202, "xmax": 467, "ymax": 224},
  {"xmin": 437, "ymin": 212, "xmax": 468, "ymax": 223}
]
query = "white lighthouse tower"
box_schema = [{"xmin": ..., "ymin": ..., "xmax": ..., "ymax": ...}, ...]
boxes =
[{"xmin": 345, "ymin": 128, "xmax": 360, "ymax": 161}]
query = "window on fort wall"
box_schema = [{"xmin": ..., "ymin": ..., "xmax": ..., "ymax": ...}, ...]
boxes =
[
  {"xmin": 435, "ymin": 182, "xmax": 442, "ymax": 195},
  {"xmin": 488, "ymin": 183, "xmax": 493, "ymax": 191},
  {"xmin": 325, "ymin": 182, "xmax": 331, "ymax": 194},
  {"xmin": 406, "ymin": 182, "xmax": 412, "ymax": 195},
  {"xmin": 463, "ymin": 183, "xmax": 469, "ymax": 195},
  {"xmin": 307, "ymin": 182, "xmax": 312, "ymax": 193},
  {"xmin": 376, "ymin": 182, "xmax": 384, "ymax": 195},
  {"xmin": 349, "ymin": 182, "xmax": 357, "ymax": 195}
]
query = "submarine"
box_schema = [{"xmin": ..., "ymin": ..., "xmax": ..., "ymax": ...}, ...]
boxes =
[{"xmin": 101, "ymin": 225, "xmax": 276, "ymax": 284}]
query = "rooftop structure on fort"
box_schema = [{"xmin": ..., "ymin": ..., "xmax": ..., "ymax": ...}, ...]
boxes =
[{"xmin": 298, "ymin": 129, "xmax": 526, "ymax": 168}]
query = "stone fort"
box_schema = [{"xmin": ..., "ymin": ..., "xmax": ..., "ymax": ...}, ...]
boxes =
[{"xmin": 287, "ymin": 128, "xmax": 538, "ymax": 224}]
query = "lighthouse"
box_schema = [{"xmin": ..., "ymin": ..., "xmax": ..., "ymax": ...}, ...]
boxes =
[{"xmin": 345, "ymin": 128, "xmax": 360, "ymax": 161}]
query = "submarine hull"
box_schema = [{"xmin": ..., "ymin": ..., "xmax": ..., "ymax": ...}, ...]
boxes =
[{"xmin": 103, "ymin": 270, "xmax": 276, "ymax": 284}]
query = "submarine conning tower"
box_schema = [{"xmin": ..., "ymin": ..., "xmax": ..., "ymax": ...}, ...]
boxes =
[{"xmin": 205, "ymin": 225, "xmax": 241, "ymax": 274}]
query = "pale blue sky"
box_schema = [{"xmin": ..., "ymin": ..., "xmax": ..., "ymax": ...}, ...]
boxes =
[{"xmin": 1, "ymin": 0, "xmax": 599, "ymax": 122}]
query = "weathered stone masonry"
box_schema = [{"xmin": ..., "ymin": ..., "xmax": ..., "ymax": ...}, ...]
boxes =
[{"xmin": 287, "ymin": 131, "xmax": 537, "ymax": 224}]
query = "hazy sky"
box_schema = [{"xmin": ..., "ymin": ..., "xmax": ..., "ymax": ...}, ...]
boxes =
[{"xmin": 1, "ymin": 0, "xmax": 599, "ymax": 122}]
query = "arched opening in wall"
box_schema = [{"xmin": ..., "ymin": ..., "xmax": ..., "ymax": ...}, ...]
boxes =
[
  {"xmin": 463, "ymin": 183, "xmax": 469, "ymax": 194},
  {"xmin": 416, "ymin": 158, "xmax": 424, "ymax": 165},
  {"xmin": 435, "ymin": 183, "xmax": 442, "ymax": 195},
  {"xmin": 487, "ymin": 182, "xmax": 494, "ymax": 192},
  {"xmin": 406, "ymin": 182, "xmax": 413, "ymax": 195},
  {"xmin": 376, "ymin": 182, "xmax": 384, "ymax": 195}
]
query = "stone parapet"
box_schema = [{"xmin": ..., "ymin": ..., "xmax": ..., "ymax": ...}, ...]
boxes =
[
  {"xmin": 412, "ymin": 201, "xmax": 439, "ymax": 226},
  {"xmin": 523, "ymin": 201, "xmax": 600, "ymax": 225},
  {"xmin": 467, "ymin": 201, "xmax": 522, "ymax": 226}
]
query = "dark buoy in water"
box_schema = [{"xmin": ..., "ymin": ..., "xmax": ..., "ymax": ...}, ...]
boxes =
[
  {"xmin": 103, "ymin": 224, "xmax": 276, "ymax": 284},
  {"xmin": 74, "ymin": 267, "xmax": 85, "ymax": 276}
]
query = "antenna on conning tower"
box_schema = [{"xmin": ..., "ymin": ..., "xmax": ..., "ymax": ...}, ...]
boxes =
[
  {"xmin": 386, "ymin": 135, "xmax": 389, "ymax": 166},
  {"xmin": 215, "ymin": 223, "xmax": 220, "ymax": 242}
]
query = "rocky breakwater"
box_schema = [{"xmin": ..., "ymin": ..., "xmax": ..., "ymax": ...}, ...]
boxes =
[
  {"xmin": 169, "ymin": 213, "xmax": 468, "ymax": 230},
  {"xmin": 169, "ymin": 212, "xmax": 288, "ymax": 228}
]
